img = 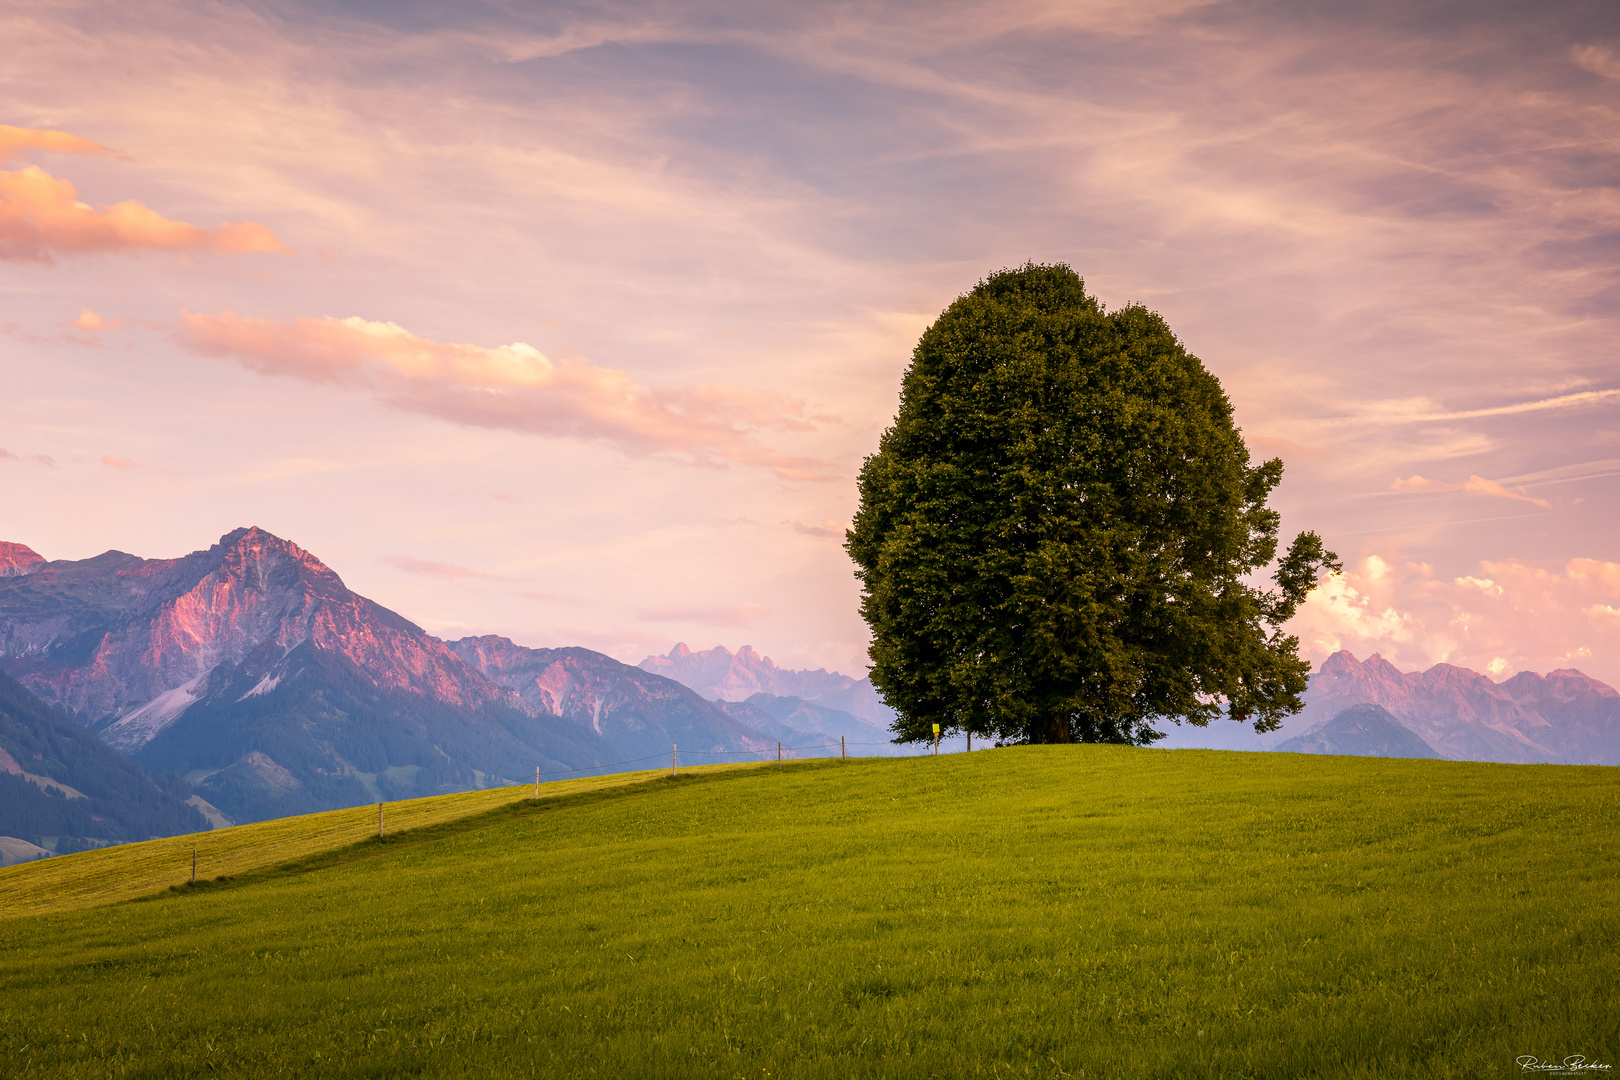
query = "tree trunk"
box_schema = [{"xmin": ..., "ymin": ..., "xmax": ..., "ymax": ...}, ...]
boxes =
[{"xmin": 1032, "ymin": 714, "xmax": 1071, "ymax": 743}]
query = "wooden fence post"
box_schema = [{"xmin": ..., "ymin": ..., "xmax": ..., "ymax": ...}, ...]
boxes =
[
  {"xmin": 377, "ymin": 802, "xmax": 383, "ymax": 839},
  {"xmin": 535, "ymin": 765, "xmax": 540, "ymax": 800},
  {"xmin": 672, "ymin": 743, "xmax": 678, "ymax": 777},
  {"xmin": 777, "ymin": 741, "xmax": 782, "ymax": 769},
  {"xmin": 841, "ymin": 735, "xmax": 845, "ymax": 760}
]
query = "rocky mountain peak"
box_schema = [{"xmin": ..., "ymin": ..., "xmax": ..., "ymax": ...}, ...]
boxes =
[
  {"xmin": 209, "ymin": 526, "xmax": 346, "ymax": 590},
  {"xmin": 0, "ymin": 542, "xmax": 45, "ymax": 578},
  {"xmin": 0, "ymin": 526, "xmax": 496, "ymax": 748}
]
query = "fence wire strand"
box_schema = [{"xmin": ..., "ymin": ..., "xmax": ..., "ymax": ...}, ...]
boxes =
[{"xmin": 531, "ymin": 739, "xmax": 944, "ymax": 779}]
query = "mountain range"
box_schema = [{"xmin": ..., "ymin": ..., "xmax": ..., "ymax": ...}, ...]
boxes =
[
  {"xmin": 4, "ymin": 525, "xmax": 1611, "ymax": 853},
  {"xmin": 1159, "ymin": 650, "xmax": 1620, "ymax": 764},
  {"xmin": 0, "ymin": 527, "xmax": 834, "ymax": 834},
  {"xmin": 637, "ymin": 643, "xmax": 920, "ymax": 754},
  {"xmin": 637, "ymin": 643, "xmax": 896, "ymax": 724}
]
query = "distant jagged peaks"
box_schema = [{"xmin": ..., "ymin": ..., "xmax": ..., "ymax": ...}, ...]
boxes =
[
  {"xmin": 1297, "ymin": 650, "xmax": 1620, "ymax": 765},
  {"xmin": 0, "ymin": 542, "xmax": 44, "ymax": 578},
  {"xmin": 638, "ymin": 643, "xmax": 895, "ymax": 725},
  {"xmin": 638, "ymin": 642, "xmax": 848, "ymax": 701}
]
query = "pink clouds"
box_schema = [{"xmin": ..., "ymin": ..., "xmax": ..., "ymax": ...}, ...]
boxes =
[
  {"xmin": 0, "ymin": 166, "xmax": 287, "ymax": 262},
  {"xmin": 174, "ymin": 311, "xmax": 834, "ymax": 479},
  {"xmin": 640, "ymin": 603, "xmax": 771, "ymax": 627},
  {"xmin": 1571, "ymin": 44, "xmax": 1620, "ymax": 80},
  {"xmin": 1390, "ymin": 474, "xmax": 1551, "ymax": 508},
  {"xmin": 787, "ymin": 519, "xmax": 845, "ymax": 539},
  {"xmin": 100, "ymin": 454, "xmax": 137, "ymax": 470},
  {"xmin": 0, "ymin": 125, "xmax": 285, "ymax": 262},
  {"xmin": 3, "ymin": 2, "xmax": 1618, "ymax": 679},
  {"xmin": 1290, "ymin": 555, "xmax": 1620, "ymax": 686},
  {"xmin": 382, "ymin": 555, "xmax": 516, "ymax": 582},
  {"xmin": 0, "ymin": 126, "xmax": 120, "ymax": 164},
  {"xmin": 69, "ymin": 307, "xmax": 122, "ymax": 333}
]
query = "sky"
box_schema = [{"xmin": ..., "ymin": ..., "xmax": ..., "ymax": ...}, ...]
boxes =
[{"xmin": 3, "ymin": 0, "xmax": 1619, "ymax": 685}]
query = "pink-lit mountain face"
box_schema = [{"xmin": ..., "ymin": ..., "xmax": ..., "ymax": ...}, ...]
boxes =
[
  {"xmin": 0, "ymin": 542, "xmax": 45, "ymax": 578},
  {"xmin": 0, "ymin": 528, "xmax": 800, "ymax": 825},
  {"xmin": 0, "ymin": 527, "xmax": 498, "ymax": 750},
  {"xmin": 448, "ymin": 635, "xmax": 792, "ymax": 757}
]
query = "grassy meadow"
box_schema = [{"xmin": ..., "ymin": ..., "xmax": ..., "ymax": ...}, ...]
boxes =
[
  {"xmin": 0, "ymin": 764, "xmax": 742, "ymax": 919},
  {"xmin": 0, "ymin": 746, "xmax": 1615, "ymax": 1078}
]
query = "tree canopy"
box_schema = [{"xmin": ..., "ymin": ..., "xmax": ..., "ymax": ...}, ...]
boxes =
[{"xmin": 845, "ymin": 264, "xmax": 1340, "ymax": 746}]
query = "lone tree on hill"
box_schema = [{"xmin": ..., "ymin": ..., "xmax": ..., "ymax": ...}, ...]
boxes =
[{"xmin": 845, "ymin": 263, "xmax": 1340, "ymax": 746}]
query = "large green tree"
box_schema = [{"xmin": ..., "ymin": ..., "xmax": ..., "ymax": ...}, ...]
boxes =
[{"xmin": 846, "ymin": 264, "xmax": 1340, "ymax": 746}]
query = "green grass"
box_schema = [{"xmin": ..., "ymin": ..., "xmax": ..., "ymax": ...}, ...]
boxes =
[
  {"xmin": 1, "ymin": 747, "xmax": 1615, "ymax": 1078},
  {"xmin": 0, "ymin": 763, "xmax": 736, "ymax": 918}
]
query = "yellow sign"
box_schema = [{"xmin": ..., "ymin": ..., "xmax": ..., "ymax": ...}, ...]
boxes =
[{"xmin": 932, "ymin": 724, "xmax": 940, "ymax": 734}]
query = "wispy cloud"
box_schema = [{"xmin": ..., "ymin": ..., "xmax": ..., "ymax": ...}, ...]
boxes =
[
  {"xmin": 1344, "ymin": 389, "xmax": 1620, "ymax": 428},
  {"xmin": 786, "ymin": 518, "xmax": 846, "ymax": 539},
  {"xmin": 0, "ymin": 125, "xmax": 122, "ymax": 164},
  {"xmin": 175, "ymin": 312, "xmax": 836, "ymax": 480},
  {"xmin": 1571, "ymin": 44, "xmax": 1620, "ymax": 80},
  {"xmin": 0, "ymin": 448, "xmax": 55, "ymax": 466},
  {"xmin": 383, "ymin": 555, "xmax": 517, "ymax": 581},
  {"xmin": 1389, "ymin": 474, "xmax": 1551, "ymax": 508},
  {"xmin": 1462, "ymin": 475, "xmax": 1551, "ymax": 509},
  {"xmin": 640, "ymin": 603, "xmax": 771, "ymax": 627},
  {"xmin": 100, "ymin": 454, "xmax": 137, "ymax": 470}
]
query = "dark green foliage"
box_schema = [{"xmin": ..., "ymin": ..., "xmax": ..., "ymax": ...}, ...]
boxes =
[
  {"xmin": 0, "ymin": 671, "xmax": 208, "ymax": 847},
  {"xmin": 848, "ymin": 264, "xmax": 1340, "ymax": 745}
]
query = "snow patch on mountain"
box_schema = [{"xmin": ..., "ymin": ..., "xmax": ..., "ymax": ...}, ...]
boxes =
[
  {"xmin": 239, "ymin": 672, "xmax": 281, "ymax": 700},
  {"xmin": 101, "ymin": 673, "xmax": 208, "ymax": 751}
]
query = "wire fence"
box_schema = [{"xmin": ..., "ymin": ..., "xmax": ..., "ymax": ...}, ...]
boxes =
[{"xmin": 530, "ymin": 736, "xmax": 973, "ymax": 783}]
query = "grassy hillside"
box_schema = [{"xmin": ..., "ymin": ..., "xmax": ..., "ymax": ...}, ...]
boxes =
[
  {"xmin": 0, "ymin": 764, "xmax": 717, "ymax": 918},
  {"xmin": 1, "ymin": 747, "xmax": 1616, "ymax": 1078}
]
